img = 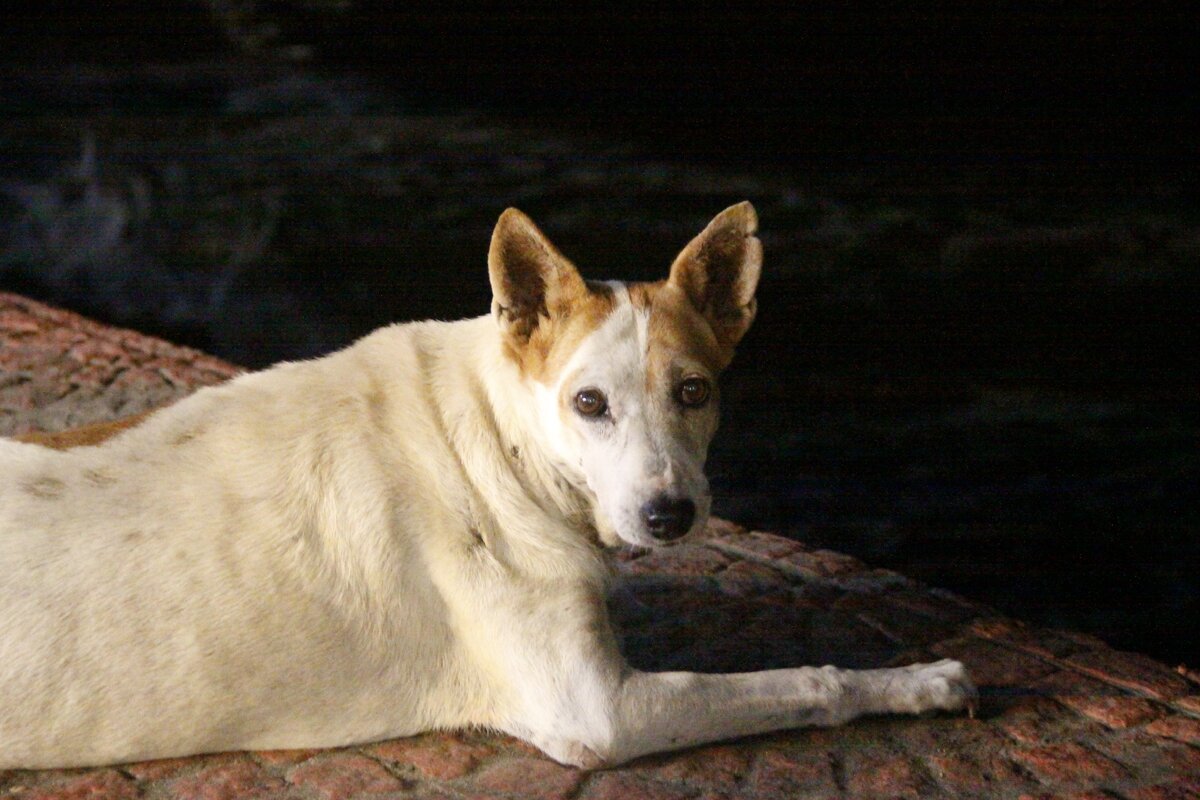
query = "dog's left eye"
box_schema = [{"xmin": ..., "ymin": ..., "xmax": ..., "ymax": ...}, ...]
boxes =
[{"xmin": 677, "ymin": 377, "xmax": 711, "ymax": 408}]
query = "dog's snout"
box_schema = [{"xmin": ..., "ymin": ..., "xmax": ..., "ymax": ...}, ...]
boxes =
[{"xmin": 640, "ymin": 496, "xmax": 696, "ymax": 541}]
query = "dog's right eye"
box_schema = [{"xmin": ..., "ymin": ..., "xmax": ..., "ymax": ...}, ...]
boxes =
[{"xmin": 573, "ymin": 389, "xmax": 608, "ymax": 418}]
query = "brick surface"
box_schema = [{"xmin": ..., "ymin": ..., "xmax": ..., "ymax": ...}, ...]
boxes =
[
  {"xmin": 707, "ymin": 529, "xmax": 803, "ymax": 560},
  {"xmin": 1009, "ymin": 742, "xmax": 1130, "ymax": 786},
  {"xmin": 926, "ymin": 751, "xmax": 1031, "ymax": 797},
  {"xmin": 578, "ymin": 772, "xmax": 695, "ymax": 800},
  {"xmin": 252, "ymin": 749, "xmax": 323, "ymax": 767},
  {"xmin": 712, "ymin": 558, "xmax": 791, "ymax": 598},
  {"xmin": 1124, "ymin": 777, "xmax": 1200, "ymax": 800},
  {"xmin": 4, "ymin": 293, "xmax": 1199, "ymax": 800},
  {"xmin": 285, "ymin": 754, "xmax": 406, "ymax": 800},
  {"xmin": 844, "ymin": 754, "xmax": 928, "ymax": 799},
  {"xmin": 748, "ymin": 748, "xmax": 840, "ymax": 797},
  {"xmin": 932, "ymin": 635, "xmax": 1058, "ymax": 687},
  {"xmin": 472, "ymin": 756, "xmax": 584, "ymax": 800},
  {"xmin": 1064, "ymin": 648, "xmax": 1195, "ymax": 701},
  {"xmin": 1144, "ymin": 714, "xmax": 1200, "ymax": 746},
  {"xmin": 968, "ymin": 617, "xmax": 1103, "ymax": 660},
  {"xmin": 121, "ymin": 755, "xmax": 201, "ymax": 781},
  {"xmin": 1158, "ymin": 738, "xmax": 1200, "ymax": 772},
  {"xmin": 12, "ymin": 770, "xmax": 137, "ymax": 800},
  {"xmin": 623, "ymin": 545, "xmax": 732, "ymax": 576},
  {"xmin": 637, "ymin": 744, "xmax": 752, "ymax": 793},
  {"xmin": 167, "ymin": 759, "xmax": 289, "ymax": 800},
  {"xmin": 1034, "ymin": 670, "xmax": 1165, "ymax": 729},
  {"xmin": 0, "ymin": 293, "xmax": 239, "ymax": 439},
  {"xmin": 995, "ymin": 694, "xmax": 1098, "ymax": 745},
  {"xmin": 365, "ymin": 732, "xmax": 495, "ymax": 780}
]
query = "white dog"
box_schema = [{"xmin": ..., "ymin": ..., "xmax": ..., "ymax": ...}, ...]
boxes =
[{"xmin": 0, "ymin": 203, "xmax": 974, "ymax": 769}]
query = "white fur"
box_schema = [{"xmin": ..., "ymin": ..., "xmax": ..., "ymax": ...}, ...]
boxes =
[{"xmin": 1, "ymin": 281, "xmax": 974, "ymax": 772}]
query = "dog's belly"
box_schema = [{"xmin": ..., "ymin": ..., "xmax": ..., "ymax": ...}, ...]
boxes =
[{"xmin": 0, "ymin": 443, "xmax": 466, "ymax": 768}]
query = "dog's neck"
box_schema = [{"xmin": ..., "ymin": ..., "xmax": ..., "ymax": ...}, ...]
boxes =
[{"xmin": 436, "ymin": 317, "xmax": 612, "ymax": 582}]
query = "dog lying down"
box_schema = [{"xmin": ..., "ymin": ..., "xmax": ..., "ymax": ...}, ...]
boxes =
[{"xmin": 0, "ymin": 202, "xmax": 975, "ymax": 769}]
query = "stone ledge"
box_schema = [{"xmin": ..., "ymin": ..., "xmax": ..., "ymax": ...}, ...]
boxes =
[{"xmin": 2, "ymin": 293, "xmax": 1198, "ymax": 799}]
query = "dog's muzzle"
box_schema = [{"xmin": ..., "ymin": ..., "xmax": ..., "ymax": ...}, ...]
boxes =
[{"xmin": 640, "ymin": 495, "xmax": 696, "ymax": 542}]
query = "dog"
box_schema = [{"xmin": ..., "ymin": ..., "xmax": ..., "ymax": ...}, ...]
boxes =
[{"xmin": 0, "ymin": 202, "xmax": 975, "ymax": 769}]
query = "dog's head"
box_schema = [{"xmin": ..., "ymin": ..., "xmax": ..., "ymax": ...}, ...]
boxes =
[{"xmin": 489, "ymin": 202, "xmax": 761, "ymax": 548}]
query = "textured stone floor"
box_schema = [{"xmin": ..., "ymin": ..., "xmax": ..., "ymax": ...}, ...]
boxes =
[{"xmin": 2, "ymin": 291, "xmax": 1199, "ymax": 799}]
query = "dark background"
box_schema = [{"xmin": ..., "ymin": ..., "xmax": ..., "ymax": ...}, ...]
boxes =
[{"xmin": 2, "ymin": 2, "xmax": 1196, "ymax": 663}]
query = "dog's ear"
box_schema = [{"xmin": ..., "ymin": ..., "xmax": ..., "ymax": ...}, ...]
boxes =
[
  {"xmin": 667, "ymin": 201, "xmax": 762, "ymax": 349},
  {"xmin": 489, "ymin": 208, "xmax": 587, "ymax": 343}
]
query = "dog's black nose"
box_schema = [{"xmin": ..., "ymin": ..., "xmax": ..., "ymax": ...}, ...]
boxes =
[{"xmin": 641, "ymin": 496, "xmax": 696, "ymax": 541}]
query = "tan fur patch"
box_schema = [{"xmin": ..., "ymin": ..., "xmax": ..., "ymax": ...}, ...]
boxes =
[
  {"xmin": 628, "ymin": 281, "xmax": 733, "ymax": 375},
  {"xmin": 16, "ymin": 412, "xmax": 156, "ymax": 451},
  {"xmin": 509, "ymin": 282, "xmax": 617, "ymax": 383}
]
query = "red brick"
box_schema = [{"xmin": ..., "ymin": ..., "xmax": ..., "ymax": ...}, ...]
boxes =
[
  {"xmin": 996, "ymin": 694, "xmax": 1087, "ymax": 744},
  {"xmin": 498, "ymin": 736, "xmax": 545, "ymax": 757},
  {"xmin": 713, "ymin": 559, "xmax": 790, "ymax": 598},
  {"xmin": 748, "ymin": 748, "xmax": 838, "ymax": 796},
  {"xmin": 121, "ymin": 755, "xmax": 199, "ymax": 780},
  {"xmin": 1009, "ymin": 743, "xmax": 1129, "ymax": 786},
  {"xmin": 19, "ymin": 770, "xmax": 137, "ymax": 800},
  {"xmin": 887, "ymin": 586, "xmax": 988, "ymax": 623},
  {"xmin": 473, "ymin": 756, "xmax": 583, "ymax": 800},
  {"xmin": 1064, "ymin": 649, "xmax": 1193, "ymax": 701},
  {"xmin": 1124, "ymin": 776, "xmax": 1200, "ymax": 800},
  {"xmin": 703, "ymin": 517, "xmax": 745, "ymax": 539},
  {"xmin": 367, "ymin": 732, "xmax": 494, "ymax": 780},
  {"xmin": 1034, "ymin": 671, "xmax": 1163, "ymax": 729},
  {"xmin": 779, "ymin": 548, "xmax": 864, "ymax": 579},
  {"xmin": 578, "ymin": 772, "xmax": 694, "ymax": 800},
  {"xmin": 1065, "ymin": 792, "xmax": 1124, "ymax": 800},
  {"xmin": 1065, "ymin": 694, "xmax": 1163, "ymax": 729},
  {"xmin": 1018, "ymin": 793, "xmax": 1121, "ymax": 800},
  {"xmin": 623, "ymin": 545, "xmax": 731, "ymax": 577},
  {"xmin": 844, "ymin": 755, "xmax": 928, "ymax": 799},
  {"xmin": 927, "ymin": 751, "xmax": 1030, "ymax": 796},
  {"xmin": 1173, "ymin": 695, "xmax": 1200, "ymax": 715},
  {"xmin": 835, "ymin": 593, "xmax": 954, "ymax": 646},
  {"xmin": 1158, "ymin": 740, "xmax": 1200, "ymax": 772},
  {"xmin": 932, "ymin": 636, "xmax": 1057, "ymax": 687},
  {"xmin": 286, "ymin": 753, "xmax": 406, "ymax": 800},
  {"xmin": 710, "ymin": 530, "xmax": 803, "ymax": 560},
  {"xmin": 639, "ymin": 743, "xmax": 751, "ymax": 792},
  {"xmin": 1144, "ymin": 714, "xmax": 1200, "ymax": 746},
  {"xmin": 253, "ymin": 749, "xmax": 322, "ymax": 767},
  {"xmin": 968, "ymin": 618, "xmax": 1095, "ymax": 659},
  {"xmin": 168, "ymin": 759, "xmax": 289, "ymax": 800}
]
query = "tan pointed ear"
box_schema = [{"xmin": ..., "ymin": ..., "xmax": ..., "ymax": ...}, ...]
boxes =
[
  {"xmin": 488, "ymin": 208, "xmax": 587, "ymax": 343},
  {"xmin": 668, "ymin": 201, "xmax": 762, "ymax": 349}
]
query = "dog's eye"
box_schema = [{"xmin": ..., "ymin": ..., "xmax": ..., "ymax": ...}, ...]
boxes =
[
  {"xmin": 573, "ymin": 388, "xmax": 608, "ymax": 418},
  {"xmin": 677, "ymin": 377, "xmax": 711, "ymax": 408}
]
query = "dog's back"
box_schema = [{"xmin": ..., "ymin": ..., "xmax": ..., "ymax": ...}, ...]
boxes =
[{"xmin": 0, "ymin": 321, "xmax": 500, "ymax": 767}]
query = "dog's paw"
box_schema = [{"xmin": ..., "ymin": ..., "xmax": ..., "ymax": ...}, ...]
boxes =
[
  {"xmin": 891, "ymin": 659, "xmax": 978, "ymax": 717},
  {"xmin": 531, "ymin": 735, "xmax": 608, "ymax": 770}
]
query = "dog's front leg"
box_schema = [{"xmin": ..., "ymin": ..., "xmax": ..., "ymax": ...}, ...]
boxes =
[
  {"xmin": 482, "ymin": 587, "xmax": 974, "ymax": 767},
  {"xmin": 597, "ymin": 659, "xmax": 975, "ymax": 765}
]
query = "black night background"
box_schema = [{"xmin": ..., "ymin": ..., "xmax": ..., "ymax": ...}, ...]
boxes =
[{"xmin": 2, "ymin": 2, "xmax": 1196, "ymax": 663}]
